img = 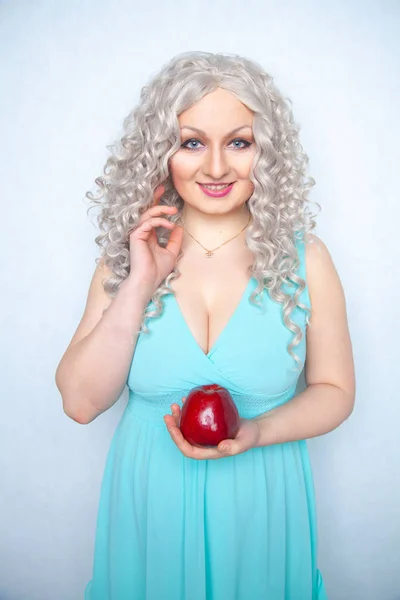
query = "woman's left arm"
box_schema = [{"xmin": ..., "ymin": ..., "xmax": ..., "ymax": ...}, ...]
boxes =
[{"xmin": 255, "ymin": 234, "xmax": 356, "ymax": 447}]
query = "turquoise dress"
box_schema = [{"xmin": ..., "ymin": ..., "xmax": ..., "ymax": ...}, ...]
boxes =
[{"xmin": 85, "ymin": 236, "xmax": 328, "ymax": 599}]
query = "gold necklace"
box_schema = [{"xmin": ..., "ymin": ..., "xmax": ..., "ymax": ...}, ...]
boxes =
[{"xmin": 178, "ymin": 213, "xmax": 252, "ymax": 258}]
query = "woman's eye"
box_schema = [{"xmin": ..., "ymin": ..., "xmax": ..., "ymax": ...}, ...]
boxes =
[
  {"xmin": 229, "ymin": 138, "xmax": 252, "ymax": 149},
  {"xmin": 180, "ymin": 137, "xmax": 252, "ymax": 151},
  {"xmin": 181, "ymin": 138, "xmax": 203, "ymax": 150}
]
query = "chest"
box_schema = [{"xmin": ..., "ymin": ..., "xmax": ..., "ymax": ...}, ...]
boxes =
[
  {"xmin": 129, "ymin": 270, "xmax": 307, "ymax": 399},
  {"xmin": 128, "ymin": 236, "xmax": 309, "ymax": 399},
  {"xmin": 169, "ymin": 255, "xmax": 254, "ymax": 356}
]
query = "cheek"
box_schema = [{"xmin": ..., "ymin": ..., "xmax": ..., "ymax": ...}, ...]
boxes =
[
  {"xmin": 238, "ymin": 165, "xmax": 254, "ymax": 186},
  {"xmin": 237, "ymin": 162, "xmax": 254, "ymax": 195},
  {"xmin": 169, "ymin": 154, "xmax": 196, "ymax": 182},
  {"xmin": 234, "ymin": 150, "xmax": 255, "ymax": 180}
]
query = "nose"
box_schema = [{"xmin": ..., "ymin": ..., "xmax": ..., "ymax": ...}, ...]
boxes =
[{"xmin": 201, "ymin": 144, "xmax": 231, "ymax": 181}]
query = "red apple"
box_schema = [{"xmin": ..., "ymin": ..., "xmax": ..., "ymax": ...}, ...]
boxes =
[{"xmin": 179, "ymin": 384, "xmax": 240, "ymax": 447}]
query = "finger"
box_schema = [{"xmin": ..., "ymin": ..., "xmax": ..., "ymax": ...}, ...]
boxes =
[
  {"xmin": 217, "ymin": 420, "xmax": 255, "ymax": 455},
  {"xmin": 140, "ymin": 217, "xmax": 175, "ymax": 229},
  {"xmin": 152, "ymin": 184, "xmax": 165, "ymax": 206},
  {"xmin": 218, "ymin": 440, "xmax": 234, "ymax": 454},
  {"xmin": 129, "ymin": 215, "xmax": 169, "ymax": 239},
  {"xmin": 164, "ymin": 415, "xmax": 191, "ymax": 451},
  {"xmin": 190, "ymin": 443, "xmax": 229, "ymax": 460},
  {"xmin": 164, "ymin": 414, "xmax": 177, "ymax": 430},
  {"xmin": 137, "ymin": 215, "xmax": 176, "ymax": 231},
  {"xmin": 163, "ymin": 414, "xmax": 199, "ymax": 456},
  {"xmin": 133, "ymin": 217, "xmax": 176, "ymax": 241},
  {"xmin": 164, "ymin": 415, "xmax": 232, "ymax": 460},
  {"xmin": 138, "ymin": 205, "xmax": 178, "ymax": 226},
  {"xmin": 170, "ymin": 403, "xmax": 181, "ymax": 427},
  {"xmin": 165, "ymin": 224, "xmax": 184, "ymax": 258}
]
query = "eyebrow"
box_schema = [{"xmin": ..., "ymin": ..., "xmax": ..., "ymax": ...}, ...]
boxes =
[{"xmin": 180, "ymin": 125, "xmax": 253, "ymax": 136}]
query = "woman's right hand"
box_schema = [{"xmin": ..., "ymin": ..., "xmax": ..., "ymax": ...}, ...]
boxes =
[{"xmin": 126, "ymin": 184, "xmax": 184, "ymax": 297}]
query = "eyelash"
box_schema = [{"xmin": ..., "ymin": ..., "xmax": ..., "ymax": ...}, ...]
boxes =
[{"xmin": 181, "ymin": 138, "xmax": 252, "ymax": 151}]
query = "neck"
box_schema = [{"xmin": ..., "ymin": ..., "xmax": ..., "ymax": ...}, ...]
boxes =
[{"xmin": 179, "ymin": 205, "xmax": 251, "ymax": 251}]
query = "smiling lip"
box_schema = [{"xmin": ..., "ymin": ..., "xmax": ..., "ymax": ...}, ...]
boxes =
[{"xmin": 198, "ymin": 182, "xmax": 235, "ymax": 198}]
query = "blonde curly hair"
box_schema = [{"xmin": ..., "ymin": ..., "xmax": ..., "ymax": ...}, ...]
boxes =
[{"xmin": 86, "ymin": 50, "xmax": 320, "ymax": 372}]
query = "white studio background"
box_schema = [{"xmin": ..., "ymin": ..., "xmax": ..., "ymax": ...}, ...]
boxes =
[{"xmin": 1, "ymin": 1, "xmax": 398, "ymax": 599}]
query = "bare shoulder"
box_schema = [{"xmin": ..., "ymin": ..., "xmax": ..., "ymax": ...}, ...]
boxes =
[
  {"xmin": 303, "ymin": 233, "xmax": 356, "ymax": 402},
  {"xmin": 304, "ymin": 233, "xmax": 344, "ymax": 306}
]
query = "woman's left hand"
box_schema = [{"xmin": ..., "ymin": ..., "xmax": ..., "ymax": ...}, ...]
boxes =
[{"xmin": 164, "ymin": 397, "xmax": 261, "ymax": 460}]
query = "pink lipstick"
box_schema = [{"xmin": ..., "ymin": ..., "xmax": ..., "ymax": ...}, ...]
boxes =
[{"xmin": 198, "ymin": 182, "xmax": 235, "ymax": 198}]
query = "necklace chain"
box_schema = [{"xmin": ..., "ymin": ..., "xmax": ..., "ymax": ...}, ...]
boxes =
[{"xmin": 177, "ymin": 213, "xmax": 252, "ymax": 258}]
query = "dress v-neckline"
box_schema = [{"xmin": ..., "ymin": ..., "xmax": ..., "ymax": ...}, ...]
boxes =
[{"xmin": 170, "ymin": 277, "xmax": 253, "ymax": 359}]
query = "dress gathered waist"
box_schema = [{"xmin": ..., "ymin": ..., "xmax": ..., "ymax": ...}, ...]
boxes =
[{"xmin": 126, "ymin": 388, "xmax": 295, "ymax": 422}]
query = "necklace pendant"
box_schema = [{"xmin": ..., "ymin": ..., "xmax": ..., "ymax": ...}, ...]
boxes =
[{"xmin": 205, "ymin": 250, "xmax": 214, "ymax": 258}]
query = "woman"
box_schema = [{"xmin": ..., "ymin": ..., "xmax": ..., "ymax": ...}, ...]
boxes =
[{"xmin": 55, "ymin": 50, "xmax": 355, "ymax": 599}]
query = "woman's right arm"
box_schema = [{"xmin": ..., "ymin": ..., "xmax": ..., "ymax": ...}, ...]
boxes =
[
  {"xmin": 55, "ymin": 185, "xmax": 183, "ymax": 425},
  {"xmin": 55, "ymin": 262, "xmax": 151, "ymax": 424}
]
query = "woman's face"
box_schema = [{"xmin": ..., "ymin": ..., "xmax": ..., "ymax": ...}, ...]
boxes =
[{"xmin": 169, "ymin": 87, "xmax": 256, "ymax": 214}]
